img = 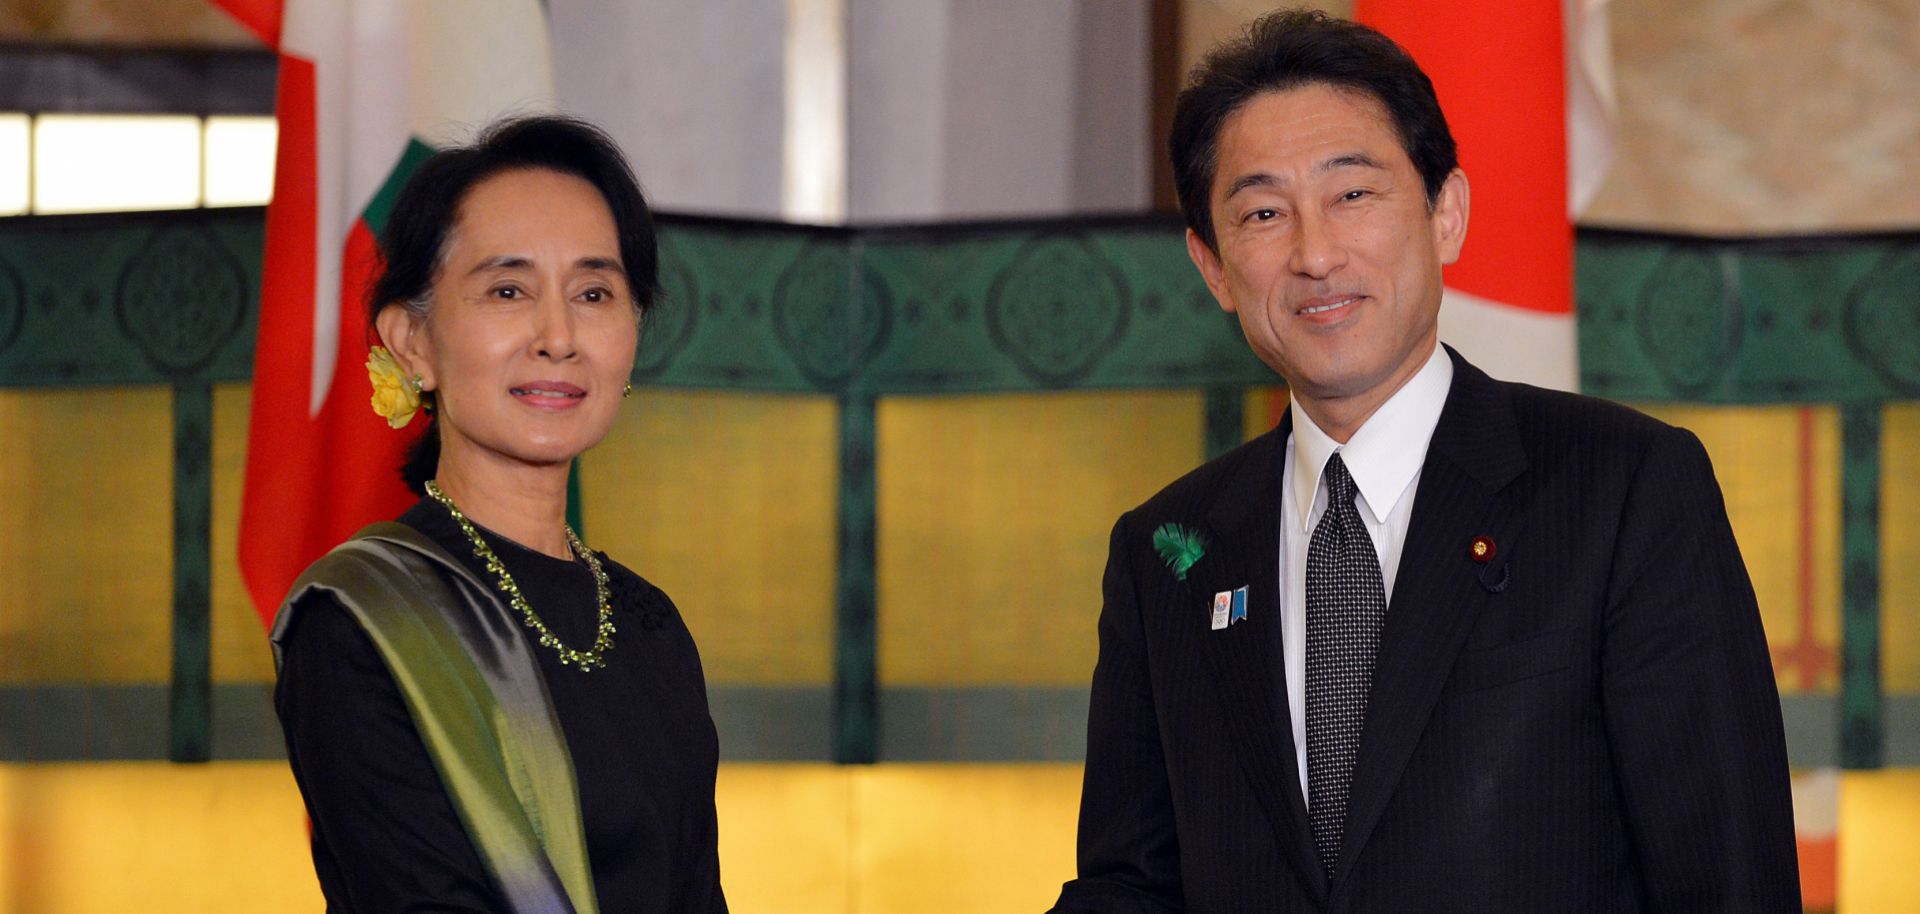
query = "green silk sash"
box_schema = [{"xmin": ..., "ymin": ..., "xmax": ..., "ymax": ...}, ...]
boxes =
[{"xmin": 271, "ymin": 522, "xmax": 599, "ymax": 914}]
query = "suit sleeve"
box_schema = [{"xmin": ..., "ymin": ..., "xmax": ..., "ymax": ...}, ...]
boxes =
[
  {"xmin": 1049, "ymin": 516, "xmax": 1184, "ymax": 914},
  {"xmin": 1599, "ymin": 427, "xmax": 1801, "ymax": 912}
]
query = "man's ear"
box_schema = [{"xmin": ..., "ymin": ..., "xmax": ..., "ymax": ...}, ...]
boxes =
[
  {"xmin": 1431, "ymin": 168, "xmax": 1470, "ymax": 266},
  {"xmin": 374, "ymin": 304, "xmax": 433, "ymax": 391},
  {"xmin": 1185, "ymin": 228, "xmax": 1237, "ymax": 314}
]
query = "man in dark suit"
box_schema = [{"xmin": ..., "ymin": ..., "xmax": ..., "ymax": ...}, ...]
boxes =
[{"xmin": 1050, "ymin": 11, "xmax": 1799, "ymax": 913}]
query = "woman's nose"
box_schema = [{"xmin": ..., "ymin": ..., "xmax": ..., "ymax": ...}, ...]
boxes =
[{"xmin": 531, "ymin": 296, "xmax": 579, "ymax": 361}]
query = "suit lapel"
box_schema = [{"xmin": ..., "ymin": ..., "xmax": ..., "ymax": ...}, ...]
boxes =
[
  {"xmin": 1333, "ymin": 350, "xmax": 1531, "ymax": 887},
  {"xmin": 1191, "ymin": 417, "xmax": 1330, "ymax": 905}
]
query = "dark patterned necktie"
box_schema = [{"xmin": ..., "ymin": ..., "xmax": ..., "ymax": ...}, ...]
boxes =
[{"xmin": 1305, "ymin": 453, "xmax": 1387, "ymax": 880}]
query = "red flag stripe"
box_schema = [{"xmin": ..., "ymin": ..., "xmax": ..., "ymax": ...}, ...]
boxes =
[
  {"xmin": 237, "ymin": 44, "xmax": 417, "ymax": 626},
  {"xmin": 1354, "ymin": 0, "xmax": 1571, "ymax": 316},
  {"xmin": 237, "ymin": 49, "xmax": 317, "ymax": 624},
  {"xmin": 210, "ymin": 0, "xmax": 283, "ymax": 49}
]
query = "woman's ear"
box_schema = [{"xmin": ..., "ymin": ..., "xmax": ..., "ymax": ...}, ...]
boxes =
[{"xmin": 374, "ymin": 303, "xmax": 434, "ymax": 391}]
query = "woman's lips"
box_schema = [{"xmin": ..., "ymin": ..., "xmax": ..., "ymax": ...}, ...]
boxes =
[{"xmin": 510, "ymin": 381, "xmax": 587, "ymax": 410}]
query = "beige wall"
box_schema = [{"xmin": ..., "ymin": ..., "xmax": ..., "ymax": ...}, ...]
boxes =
[
  {"xmin": 1180, "ymin": 0, "xmax": 1920, "ymax": 234},
  {"xmin": 1585, "ymin": 0, "xmax": 1920, "ymax": 233},
  {"xmin": 1182, "ymin": 0, "xmax": 1352, "ymax": 72},
  {"xmin": 4, "ymin": 0, "xmax": 1917, "ymax": 232}
]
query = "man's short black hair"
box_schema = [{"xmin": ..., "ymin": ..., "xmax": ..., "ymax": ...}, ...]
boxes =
[{"xmin": 1171, "ymin": 9, "xmax": 1458, "ymax": 251}]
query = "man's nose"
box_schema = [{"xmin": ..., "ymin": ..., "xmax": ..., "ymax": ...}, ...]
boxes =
[{"xmin": 1287, "ymin": 209, "xmax": 1346, "ymax": 280}]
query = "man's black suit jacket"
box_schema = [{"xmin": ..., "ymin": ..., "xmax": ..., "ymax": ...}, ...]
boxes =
[{"xmin": 1051, "ymin": 349, "xmax": 1800, "ymax": 913}]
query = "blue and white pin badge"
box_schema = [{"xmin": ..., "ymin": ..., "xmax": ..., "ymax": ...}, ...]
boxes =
[{"xmin": 1210, "ymin": 586, "xmax": 1249, "ymax": 631}]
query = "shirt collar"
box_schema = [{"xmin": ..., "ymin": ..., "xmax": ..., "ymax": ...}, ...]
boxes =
[{"xmin": 1289, "ymin": 343, "xmax": 1454, "ymax": 530}]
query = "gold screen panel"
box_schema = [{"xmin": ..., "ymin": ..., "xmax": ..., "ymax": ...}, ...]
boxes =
[
  {"xmin": 581, "ymin": 391, "xmax": 837, "ymax": 686},
  {"xmin": 877, "ymin": 391, "xmax": 1204, "ymax": 687},
  {"xmin": 0, "ymin": 388, "xmax": 172, "ymax": 684},
  {"xmin": 1636, "ymin": 404, "xmax": 1842, "ymax": 695},
  {"xmin": 1243, "ymin": 387, "xmax": 1285, "ymax": 440},
  {"xmin": 851, "ymin": 764, "xmax": 1081, "ymax": 912},
  {"xmin": 5, "ymin": 762, "xmax": 1919, "ymax": 913}
]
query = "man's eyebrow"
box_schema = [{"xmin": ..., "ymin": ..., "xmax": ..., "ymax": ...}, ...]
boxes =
[
  {"xmin": 1223, "ymin": 172, "xmax": 1279, "ymax": 200},
  {"xmin": 1318, "ymin": 152, "xmax": 1386, "ymax": 174},
  {"xmin": 1222, "ymin": 152, "xmax": 1390, "ymax": 201}
]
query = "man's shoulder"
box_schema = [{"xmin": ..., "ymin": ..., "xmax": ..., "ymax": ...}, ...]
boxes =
[{"xmin": 1491, "ymin": 376, "xmax": 1704, "ymax": 473}]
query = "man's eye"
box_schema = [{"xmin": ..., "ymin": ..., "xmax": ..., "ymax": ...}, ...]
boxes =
[
  {"xmin": 1249, "ymin": 209, "xmax": 1278, "ymax": 222},
  {"xmin": 492, "ymin": 286, "xmax": 521, "ymax": 300},
  {"xmin": 1341, "ymin": 189, "xmax": 1370, "ymax": 202}
]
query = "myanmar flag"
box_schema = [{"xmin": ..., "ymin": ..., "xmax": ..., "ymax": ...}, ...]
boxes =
[{"xmin": 211, "ymin": 0, "xmax": 556, "ymax": 626}]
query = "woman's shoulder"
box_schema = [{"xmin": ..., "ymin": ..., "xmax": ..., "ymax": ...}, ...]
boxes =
[
  {"xmin": 273, "ymin": 511, "xmax": 466, "ymax": 664},
  {"xmin": 595, "ymin": 553, "xmax": 664, "ymax": 604},
  {"xmin": 280, "ymin": 585, "xmax": 356, "ymax": 642},
  {"xmin": 275, "ymin": 586, "xmax": 397, "ymax": 702},
  {"xmin": 277, "ymin": 527, "xmax": 441, "ymax": 623},
  {"xmin": 593, "ymin": 554, "xmax": 683, "ymax": 631}
]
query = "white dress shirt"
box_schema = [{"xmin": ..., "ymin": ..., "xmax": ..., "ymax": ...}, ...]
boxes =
[{"xmin": 1280, "ymin": 343, "xmax": 1453, "ymax": 802}]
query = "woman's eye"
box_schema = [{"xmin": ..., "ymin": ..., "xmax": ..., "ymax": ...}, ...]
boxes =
[
  {"xmin": 581, "ymin": 288, "xmax": 609, "ymax": 303},
  {"xmin": 491, "ymin": 286, "xmax": 522, "ymax": 300}
]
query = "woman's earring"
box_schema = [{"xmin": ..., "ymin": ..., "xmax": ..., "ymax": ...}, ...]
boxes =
[
  {"xmin": 623, "ymin": 382, "xmax": 634, "ymax": 398},
  {"xmin": 408, "ymin": 374, "xmax": 425, "ymax": 394}
]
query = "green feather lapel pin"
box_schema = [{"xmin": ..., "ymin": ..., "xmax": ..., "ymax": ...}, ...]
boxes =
[{"xmin": 1152, "ymin": 523, "xmax": 1208, "ymax": 581}]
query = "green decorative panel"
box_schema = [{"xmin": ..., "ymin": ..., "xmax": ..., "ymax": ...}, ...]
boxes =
[
  {"xmin": 856, "ymin": 226, "xmax": 1268, "ymax": 394},
  {"xmin": 635, "ymin": 221, "xmax": 837, "ymax": 392},
  {"xmin": 170, "ymin": 382, "xmax": 212, "ymax": 763},
  {"xmin": 1577, "ymin": 231, "xmax": 1920, "ymax": 402},
  {"xmin": 1204, "ymin": 386, "xmax": 1245, "ymax": 459},
  {"xmin": 834, "ymin": 396, "xmax": 877, "ymax": 763},
  {"xmin": 636, "ymin": 220, "xmax": 1267, "ymax": 395},
  {"xmin": 7, "ymin": 211, "xmax": 1916, "ymax": 404},
  {"xmin": 0, "ymin": 210, "xmax": 262, "ymax": 387},
  {"xmin": 1841, "ymin": 404, "xmax": 1884, "ymax": 769}
]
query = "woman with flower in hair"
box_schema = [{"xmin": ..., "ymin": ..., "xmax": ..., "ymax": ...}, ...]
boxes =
[{"xmin": 271, "ymin": 115, "xmax": 727, "ymax": 914}]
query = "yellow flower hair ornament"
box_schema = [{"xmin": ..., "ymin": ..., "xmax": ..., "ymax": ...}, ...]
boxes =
[{"xmin": 367, "ymin": 346, "xmax": 424, "ymax": 429}]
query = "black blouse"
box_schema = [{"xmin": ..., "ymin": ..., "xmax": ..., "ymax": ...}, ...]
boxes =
[{"xmin": 275, "ymin": 498, "xmax": 727, "ymax": 913}]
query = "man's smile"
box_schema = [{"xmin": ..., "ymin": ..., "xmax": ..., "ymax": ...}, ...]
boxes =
[{"xmin": 1293, "ymin": 293, "xmax": 1365, "ymax": 320}]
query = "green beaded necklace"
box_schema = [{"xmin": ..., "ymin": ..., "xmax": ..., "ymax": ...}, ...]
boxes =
[{"xmin": 425, "ymin": 479, "xmax": 616, "ymax": 671}]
